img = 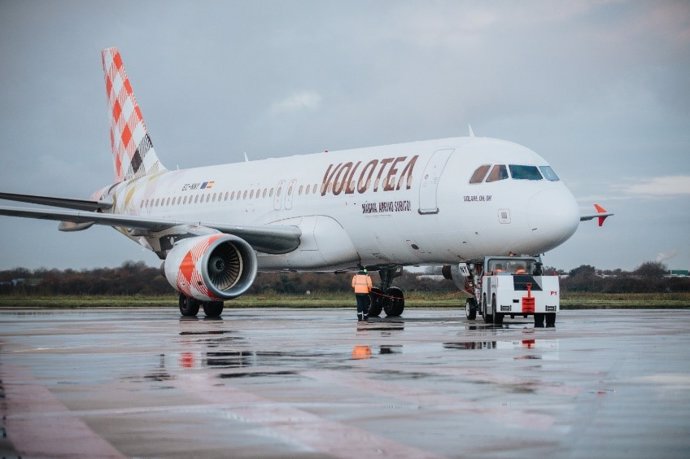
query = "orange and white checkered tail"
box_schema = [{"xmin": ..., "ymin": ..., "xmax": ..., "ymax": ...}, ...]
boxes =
[{"xmin": 101, "ymin": 47, "xmax": 166, "ymax": 182}]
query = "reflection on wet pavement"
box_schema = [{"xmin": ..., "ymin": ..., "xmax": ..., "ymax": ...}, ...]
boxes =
[{"xmin": 1, "ymin": 307, "xmax": 689, "ymax": 458}]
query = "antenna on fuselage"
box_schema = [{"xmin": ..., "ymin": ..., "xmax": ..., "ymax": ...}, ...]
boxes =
[
  {"xmin": 243, "ymin": 152, "xmax": 249, "ymax": 162},
  {"xmin": 468, "ymin": 124, "xmax": 475, "ymax": 137}
]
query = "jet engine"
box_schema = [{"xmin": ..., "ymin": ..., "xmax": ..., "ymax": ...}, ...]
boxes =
[
  {"xmin": 163, "ymin": 233, "xmax": 258, "ymax": 302},
  {"xmin": 442, "ymin": 263, "xmax": 470, "ymax": 292}
]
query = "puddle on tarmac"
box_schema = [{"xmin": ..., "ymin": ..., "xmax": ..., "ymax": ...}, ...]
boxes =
[
  {"xmin": 179, "ymin": 330, "xmax": 234, "ymax": 336},
  {"xmin": 218, "ymin": 370, "xmax": 298, "ymax": 379}
]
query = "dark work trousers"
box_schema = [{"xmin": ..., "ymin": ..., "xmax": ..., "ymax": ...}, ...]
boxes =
[{"xmin": 355, "ymin": 293, "xmax": 370, "ymax": 316}]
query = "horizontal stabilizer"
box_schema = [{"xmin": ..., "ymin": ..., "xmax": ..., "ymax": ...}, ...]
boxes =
[
  {"xmin": 0, "ymin": 192, "xmax": 112, "ymax": 211},
  {"xmin": 0, "ymin": 206, "xmax": 301, "ymax": 254},
  {"xmin": 580, "ymin": 203, "xmax": 613, "ymax": 227}
]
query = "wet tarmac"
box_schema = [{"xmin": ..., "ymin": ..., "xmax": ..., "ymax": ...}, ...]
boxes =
[{"xmin": 1, "ymin": 307, "xmax": 689, "ymax": 458}]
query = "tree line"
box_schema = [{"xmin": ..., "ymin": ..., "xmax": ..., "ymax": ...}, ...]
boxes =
[{"xmin": 0, "ymin": 260, "xmax": 687, "ymax": 296}]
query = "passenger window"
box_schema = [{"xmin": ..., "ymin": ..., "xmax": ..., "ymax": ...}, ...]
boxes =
[
  {"xmin": 469, "ymin": 165, "xmax": 491, "ymax": 184},
  {"xmin": 486, "ymin": 165, "xmax": 508, "ymax": 182},
  {"xmin": 539, "ymin": 166, "xmax": 560, "ymax": 181},
  {"xmin": 509, "ymin": 165, "xmax": 542, "ymax": 180}
]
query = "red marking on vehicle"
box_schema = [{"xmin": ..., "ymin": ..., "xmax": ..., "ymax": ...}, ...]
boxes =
[
  {"xmin": 180, "ymin": 352, "xmax": 194, "ymax": 368},
  {"xmin": 522, "ymin": 282, "xmax": 535, "ymax": 313}
]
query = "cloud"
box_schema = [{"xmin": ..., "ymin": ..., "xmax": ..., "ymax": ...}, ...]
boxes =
[
  {"xmin": 269, "ymin": 91, "xmax": 322, "ymax": 115},
  {"xmin": 618, "ymin": 176, "xmax": 690, "ymax": 196},
  {"xmin": 656, "ymin": 249, "xmax": 679, "ymax": 263}
]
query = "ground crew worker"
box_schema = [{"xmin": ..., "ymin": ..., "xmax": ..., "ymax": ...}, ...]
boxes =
[{"xmin": 352, "ymin": 268, "xmax": 373, "ymax": 321}]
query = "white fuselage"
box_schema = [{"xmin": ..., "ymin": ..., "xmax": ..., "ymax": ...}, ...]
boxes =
[{"xmin": 104, "ymin": 136, "xmax": 580, "ymax": 271}]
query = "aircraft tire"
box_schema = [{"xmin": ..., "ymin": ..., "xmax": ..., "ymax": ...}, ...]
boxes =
[
  {"xmin": 368, "ymin": 288, "xmax": 383, "ymax": 317},
  {"xmin": 545, "ymin": 313, "xmax": 556, "ymax": 327},
  {"xmin": 202, "ymin": 301, "xmax": 224, "ymax": 318},
  {"xmin": 383, "ymin": 287, "xmax": 404, "ymax": 317},
  {"xmin": 465, "ymin": 298, "xmax": 477, "ymax": 320},
  {"xmin": 179, "ymin": 294, "xmax": 200, "ymax": 317},
  {"xmin": 534, "ymin": 313, "xmax": 545, "ymax": 328}
]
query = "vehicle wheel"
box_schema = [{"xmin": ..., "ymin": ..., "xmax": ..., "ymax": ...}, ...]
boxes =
[
  {"xmin": 545, "ymin": 313, "xmax": 556, "ymax": 327},
  {"xmin": 492, "ymin": 295, "xmax": 503, "ymax": 326},
  {"xmin": 202, "ymin": 301, "xmax": 224, "ymax": 318},
  {"xmin": 494, "ymin": 313, "xmax": 504, "ymax": 326},
  {"xmin": 465, "ymin": 298, "xmax": 477, "ymax": 320},
  {"xmin": 179, "ymin": 294, "xmax": 200, "ymax": 317},
  {"xmin": 368, "ymin": 288, "xmax": 383, "ymax": 317},
  {"xmin": 534, "ymin": 313, "xmax": 545, "ymax": 328},
  {"xmin": 383, "ymin": 287, "xmax": 404, "ymax": 317},
  {"xmin": 482, "ymin": 293, "xmax": 493, "ymax": 324}
]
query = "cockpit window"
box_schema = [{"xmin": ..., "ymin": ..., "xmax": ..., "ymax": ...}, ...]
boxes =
[
  {"xmin": 469, "ymin": 165, "xmax": 491, "ymax": 184},
  {"xmin": 485, "ymin": 164, "xmax": 508, "ymax": 182},
  {"xmin": 509, "ymin": 165, "xmax": 542, "ymax": 180},
  {"xmin": 539, "ymin": 166, "xmax": 560, "ymax": 181}
]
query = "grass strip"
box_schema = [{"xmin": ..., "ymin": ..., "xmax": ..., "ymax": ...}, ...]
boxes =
[{"xmin": 0, "ymin": 292, "xmax": 688, "ymax": 309}]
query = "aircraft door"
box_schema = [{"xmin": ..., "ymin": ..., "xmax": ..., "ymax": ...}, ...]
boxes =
[
  {"xmin": 418, "ymin": 148, "xmax": 454, "ymax": 214},
  {"xmin": 273, "ymin": 180, "xmax": 285, "ymax": 210}
]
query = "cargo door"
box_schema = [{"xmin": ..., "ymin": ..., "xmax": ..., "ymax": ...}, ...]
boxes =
[{"xmin": 418, "ymin": 148, "xmax": 454, "ymax": 214}]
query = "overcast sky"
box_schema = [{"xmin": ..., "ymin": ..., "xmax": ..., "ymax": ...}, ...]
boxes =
[{"xmin": 1, "ymin": 0, "xmax": 688, "ymax": 271}]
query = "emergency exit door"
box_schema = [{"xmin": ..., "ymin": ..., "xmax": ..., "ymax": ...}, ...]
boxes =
[{"xmin": 418, "ymin": 148, "xmax": 454, "ymax": 214}]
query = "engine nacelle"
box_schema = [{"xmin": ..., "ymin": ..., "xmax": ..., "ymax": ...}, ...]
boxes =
[
  {"xmin": 163, "ymin": 234, "xmax": 258, "ymax": 301},
  {"xmin": 442, "ymin": 263, "xmax": 470, "ymax": 291}
]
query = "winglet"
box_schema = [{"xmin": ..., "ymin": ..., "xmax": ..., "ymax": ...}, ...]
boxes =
[
  {"xmin": 580, "ymin": 203, "xmax": 613, "ymax": 226},
  {"xmin": 468, "ymin": 124, "xmax": 475, "ymax": 137},
  {"xmin": 594, "ymin": 204, "xmax": 608, "ymax": 227}
]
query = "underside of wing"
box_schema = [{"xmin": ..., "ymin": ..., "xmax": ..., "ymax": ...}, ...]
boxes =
[{"xmin": 0, "ymin": 205, "xmax": 301, "ymax": 254}]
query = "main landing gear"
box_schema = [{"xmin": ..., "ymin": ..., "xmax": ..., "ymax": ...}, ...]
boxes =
[
  {"xmin": 367, "ymin": 267, "xmax": 405, "ymax": 318},
  {"xmin": 179, "ymin": 293, "xmax": 224, "ymax": 318}
]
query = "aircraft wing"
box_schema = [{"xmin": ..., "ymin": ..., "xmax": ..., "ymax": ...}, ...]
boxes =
[
  {"xmin": 0, "ymin": 205, "xmax": 301, "ymax": 254},
  {"xmin": 0, "ymin": 192, "xmax": 112, "ymax": 211},
  {"xmin": 580, "ymin": 204, "xmax": 613, "ymax": 227}
]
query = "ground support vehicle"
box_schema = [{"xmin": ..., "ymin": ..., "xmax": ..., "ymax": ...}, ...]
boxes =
[{"xmin": 465, "ymin": 256, "xmax": 559, "ymax": 327}]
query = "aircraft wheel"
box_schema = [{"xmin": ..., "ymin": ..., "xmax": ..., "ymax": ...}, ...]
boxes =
[
  {"xmin": 383, "ymin": 287, "xmax": 404, "ymax": 317},
  {"xmin": 368, "ymin": 288, "xmax": 383, "ymax": 317},
  {"xmin": 465, "ymin": 298, "xmax": 477, "ymax": 320},
  {"xmin": 534, "ymin": 313, "xmax": 545, "ymax": 328},
  {"xmin": 202, "ymin": 301, "xmax": 224, "ymax": 318},
  {"xmin": 179, "ymin": 294, "xmax": 200, "ymax": 317},
  {"xmin": 545, "ymin": 313, "xmax": 556, "ymax": 328}
]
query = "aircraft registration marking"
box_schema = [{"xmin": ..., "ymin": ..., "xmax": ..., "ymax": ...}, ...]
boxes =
[{"xmin": 181, "ymin": 181, "xmax": 215, "ymax": 191}]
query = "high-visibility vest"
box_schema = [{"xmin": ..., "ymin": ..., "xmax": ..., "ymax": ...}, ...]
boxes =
[{"xmin": 352, "ymin": 274, "xmax": 372, "ymax": 294}]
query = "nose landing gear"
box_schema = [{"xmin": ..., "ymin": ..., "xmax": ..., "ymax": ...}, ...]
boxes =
[{"xmin": 368, "ymin": 267, "xmax": 405, "ymax": 318}]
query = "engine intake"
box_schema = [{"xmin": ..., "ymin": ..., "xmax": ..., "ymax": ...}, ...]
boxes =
[{"xmin": 163, "ymin": 234, "xmax": 258, "ymax": 301}]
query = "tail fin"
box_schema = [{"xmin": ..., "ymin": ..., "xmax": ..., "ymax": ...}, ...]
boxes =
[{"xmin": 101, "ymin": 47, "xmax": 166, "ymax": 182}]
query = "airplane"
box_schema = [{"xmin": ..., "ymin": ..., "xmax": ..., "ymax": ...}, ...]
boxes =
[{"xmin": 0, "ymin": 48, "xmax": 612, "ymax": 318}]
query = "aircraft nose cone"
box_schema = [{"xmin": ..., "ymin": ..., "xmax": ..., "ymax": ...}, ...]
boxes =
[{"xmin": 527, "ymin": 187, "xmax": 579, "ymax": 252}]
